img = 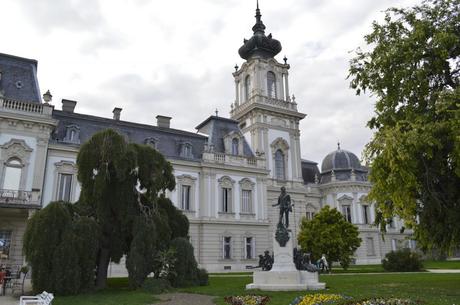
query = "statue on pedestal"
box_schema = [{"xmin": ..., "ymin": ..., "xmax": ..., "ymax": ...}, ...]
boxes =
[{"xmin": 272, "ymin": 186, "xmax": 292, "ymax": 227}]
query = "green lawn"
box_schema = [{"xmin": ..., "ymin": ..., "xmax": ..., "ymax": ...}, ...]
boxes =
[
  {"xmin": 52, "ymin": 273, "xmax": 460, "ymax": 305},
  {"xmin": 423, "ymin": 260, "xmax": 460, "ymax": 269}
]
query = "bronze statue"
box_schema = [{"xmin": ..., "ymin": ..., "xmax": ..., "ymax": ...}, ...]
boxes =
[{"xmin": 272, "ymin": 186, "xmax": 293, "ymax": 228}]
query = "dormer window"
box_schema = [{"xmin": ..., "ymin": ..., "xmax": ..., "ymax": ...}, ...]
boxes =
[
  {"xmin": 232, "ymin": 138, "xmax": 239, "ymax": 155},
  {"xmin": 267, "ymin": 71, "xmax": 277, "ymax": 98},
  {"xmin": 64, "ymin": 124, "xmax": 80, "ymax": 144},
  {"xmin": 144, "ymin": 137, "xmax": 158, "ymax": 149},
  {"xmin": 180, "ymin": 142, "xmax": 193, "ymax": 158}
]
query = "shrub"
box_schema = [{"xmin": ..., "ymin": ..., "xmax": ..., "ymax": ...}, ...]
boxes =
[
  {"xmin": 197, "ymin": 268, "xmax": 209, "ymax": 286},
  {"xmin": 168, "ymin": 237, "xmax": 198, "ymax": 287},
  {"xmin": 382, "ymin": 248, "xmax": 423, "ymax": 272},
  {"xmin": 141, "ymin": 278, "xmax": 172, "ymax": 294}
]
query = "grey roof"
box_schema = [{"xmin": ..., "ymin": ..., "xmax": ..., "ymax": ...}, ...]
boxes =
[
  {"xmin": 320, "ymin": 147, "xmax": 368, "ymax": 183},
  {"xmin": 196, "ymin": 115, "xmax": 254, "ymax": 157},
  {"xmin": 0, "ymin": 53, "xmax": 41, "ymax": 103},
  {"xmin": 52, "ymin": 110, "xmax": 207, "ymax": 162},
  {"xmin": 301, "ymin": 159, "xmax": 319, "ymax": 184}
]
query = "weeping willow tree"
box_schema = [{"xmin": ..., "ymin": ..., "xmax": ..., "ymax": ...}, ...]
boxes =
[
  {"xmin": 76, "ymin": 129, "xmax": 183, "ymax": 289},
  {"xmin": 25, "ymin": 129, "xmax": 189, "ymax": 294}
]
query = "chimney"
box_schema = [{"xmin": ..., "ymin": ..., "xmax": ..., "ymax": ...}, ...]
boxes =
[
  {"xmin": 62, "ymin": 99, "xmax": 77, "ymax": 113},
  {"xmin": 113, "ymin": 107, "xmax": 122, "ymax": 120},
  {"xmin": 156, "ymin": 115, "xmax": 171, "ymax": 128}
]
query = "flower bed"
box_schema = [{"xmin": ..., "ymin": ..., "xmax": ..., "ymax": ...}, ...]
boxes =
[
  {"xmin": 336, "ymin": 298, "xmax": 423, "ymax": 305},
  {"xmin": 224, "ymin": 295, "xmax": 270, "ymax": 305},
  {"xmin": 289, "ymin": 294, "xmax": 348, "ymax": 305}
]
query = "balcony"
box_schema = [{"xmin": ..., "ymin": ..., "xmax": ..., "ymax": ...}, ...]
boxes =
[
  {"xmin": 0, "ymin": 97, "xmax": 53, "ymax": 117},
  {"xmin": 0, "ymin": 189, "xmax": 41, "ymax": 208},
  {"xmin": 202, "ymin": 152, "xmax": 266, "ymax": 169}
]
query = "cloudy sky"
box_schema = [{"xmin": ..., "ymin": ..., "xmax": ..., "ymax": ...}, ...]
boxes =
[{"xmin": 2, "ymin": 0, "xmax": 419, "ymax": 165}]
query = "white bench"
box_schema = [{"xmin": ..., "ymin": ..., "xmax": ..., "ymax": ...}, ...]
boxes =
[{"xmin": 19, "ymin": 291, "xmax": 54, "ymax": 305}]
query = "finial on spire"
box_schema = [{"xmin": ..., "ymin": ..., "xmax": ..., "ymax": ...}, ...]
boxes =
[
  {"xmin": 283, "ymin": 55, "xmax": 288, "ymax": 64},
  {"xmin": 252, "ymin": 0, "xmax": 265, "ymax": 34},
  {"xmin": 215, "ymin": 108, "xmax": 219, "ymax": 117},
  {"xmin": 337, "ymin": 141, "xmax": 341, "ymax": 150},
  {"xmin": 234, "ymin": 64, "xmax": 239, "ymax": 72}
]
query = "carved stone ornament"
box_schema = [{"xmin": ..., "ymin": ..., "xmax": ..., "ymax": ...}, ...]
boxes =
[
  {"xmin": 1, "ymin": 138, "xmax": 33, "ymax": 161},
  {"xmin": 275, "ymin": 222, "xmax": 290, "ymax": 247}
]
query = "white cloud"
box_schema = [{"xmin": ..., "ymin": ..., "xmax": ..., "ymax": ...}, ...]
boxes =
[{"xmin": 2, "ymin": 0, "xmax": 421, "ymax": 164}]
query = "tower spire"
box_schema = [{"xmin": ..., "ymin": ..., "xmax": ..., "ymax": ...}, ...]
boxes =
[{"xmin": 252, "ymin": 0, "xmax": 265, "ymax": 34}]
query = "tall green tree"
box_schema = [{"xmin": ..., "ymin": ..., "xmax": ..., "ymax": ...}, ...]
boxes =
[
  {"xmin": 76, "ymin": 129, "xmax": 178, "ymax": 289},
  {"xmin": 297, "ymin": 206, "xmax": 361, "ymax": 269},
  {"xmin": 349, "ymin": 0, "xmax": 460, "ymax": 253}
]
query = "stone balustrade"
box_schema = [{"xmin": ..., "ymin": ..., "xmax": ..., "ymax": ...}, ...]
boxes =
[
  {"xmin": 231, "ymin": 93, "xmax": 298, "ymax": 118},
  {"xmin": 0, "ymin": 189, "xmax": 41, "ymax": 208},
  {"xmin": 202, "ymin": 151, "xmax": 266, "ymax": 168},
  {"xmin": 0, "ymin": 97, "xmax": 53, "ymax": 116}
]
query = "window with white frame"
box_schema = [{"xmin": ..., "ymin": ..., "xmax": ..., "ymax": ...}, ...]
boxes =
[
  {"xmin": 223, "ymin": 236, "xmax": 232, "ymax": 259},
  {"xmin": 57, "ymin": 173, "xmax": 73, "ymax": 202},
  {"xmin": 388, "ymin": 218, "xmax": 396, "ymax": 229},
  {"xmin": 181, "ymin": 143, "xmax": 193, "ymax": 158},
  {"xmin": 362, "ymin": 205, "xmax": 370, "ymax": 224},
  {"xmin": 0, "ymin": 230, "xmax": 12, "ymax": 259},
  {"xmin": 241, "ymin": 190, "xmax": 252, "ymax": 213},
  {"xmin": 305, "ymin": 211, "xmax": 315, "ymax": 221},
  {"xmin": 342, "ymin": 205, "xmax": 352, "ymax": 223},
  {"xmin": 267, "ymin": 71, "xmax": 277, "ymax": 98},
  {"xmin": 244, "ymin": 236, "xmax": 255, "ymax": 259},
  {"xmin": 244, "ymin": 75, "xmax": 251, "ymax": 102},
  {"xmin": 3, "ymin": 158, "xmax": 22, "ymax": 190},
  {"xmin": 232, "ymin": 138, "xmax": 239, "ymax": 155},
  {"xmin": 366, "ymin": 237, "xmax": 375, "ymax": 256},
  {"xmin": 222, "ymin": 187, "xmax": 232, "ymax": 213},
  {"xmin": 144, "ymin": 137, "xmax": 158, "ymax": 149},
  {"xmin": 391, "ymin": 239, "xmax": 398, "ymax": 251},
  {"xmin": 275, "ymin": 149, "xmax": 285, "ymax": 180},
  {"xmin": 181, "ymin": 185, "xmax": 191, "ymax": 210},
  {"xmin": 219, "ymin": 176, "xmax": 234, "ymax": 213}
]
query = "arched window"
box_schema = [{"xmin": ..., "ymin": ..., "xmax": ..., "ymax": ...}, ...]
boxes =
[
  {"xmin": 244, "ymin": 75, "xmax": 251, "ymax": 102},
  {"xmin": 267, "ymin": 71, "xmax": 277, "ymax": 98},
  {"xmin": 3, "ymin": 158, "xmax": 22, "ymax": 190},
  {"xmin": 275, "ymin": 149, "xmax": 285, "ymax": 180},
  {"xmin": 232, "ymin": 138, "xmax": 239, "ymax": 155}
]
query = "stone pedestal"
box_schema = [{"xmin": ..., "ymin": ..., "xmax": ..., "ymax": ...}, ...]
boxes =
[{"xmin": 246, "ymin": 231, "xmax": 325, "ymax": 291}]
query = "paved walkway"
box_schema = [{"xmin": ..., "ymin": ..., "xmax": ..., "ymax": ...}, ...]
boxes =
[
  {"xmin": 0, "ymin": 296, "xmax": 17, "ymax": 305},
  {"xmin": 426, "ymin": 269, "xmax": 460, "ymax": 273},
  {"xmin": 153, "ymin": 293, "xmax": 216, "ymax": 305}
]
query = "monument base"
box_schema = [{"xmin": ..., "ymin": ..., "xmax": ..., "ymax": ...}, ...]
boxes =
[
  {"xmin": 246, "ymin": 270, "xmax": 325, "ymax": 291},
  {"xmin": 246, "ymin": 230, "xmax": 325, "ymax": 291}
]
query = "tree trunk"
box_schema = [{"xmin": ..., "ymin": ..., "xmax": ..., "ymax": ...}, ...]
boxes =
[{"xmin": 95, "ymin": 248, "xmax": 110, "ymax": 289}]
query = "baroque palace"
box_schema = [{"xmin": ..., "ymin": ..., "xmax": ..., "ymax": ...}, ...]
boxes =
[{"xmin": 0, "ymin": 5, "xmax": 413, "ymax": 273}]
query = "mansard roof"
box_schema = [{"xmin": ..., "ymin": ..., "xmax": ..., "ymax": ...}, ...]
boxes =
[
  {"xmin": 0, "ymin": 53, "xmax": 42, "ymax": 103},
  {"xmin": 301, "ymin": 159, "xmax": 320, "ymax": 184},
  {"xmin": 196, "ymin": 115, "xmax": 255, "ymax": 158},
  {"xmin": 52, "ymin": 110, "xmax": 207, "ymax": 162}
]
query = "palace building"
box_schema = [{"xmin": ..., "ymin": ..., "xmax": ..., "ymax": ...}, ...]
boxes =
[{"xmin": 0, "ymin": 5, "xmax": 413, "ymax": 273}]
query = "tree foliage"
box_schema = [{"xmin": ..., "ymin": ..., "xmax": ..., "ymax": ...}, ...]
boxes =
[
  {"xmin": 23, "ymin": 202, "xmax": 99, "ymax": 295},
  {"xmin": 297, "ymin": 206, "xmax": 361, "ymax": 269},
  {"xmin": 348, "ymin": 0, "xmax": 460, "ymax": 253}
]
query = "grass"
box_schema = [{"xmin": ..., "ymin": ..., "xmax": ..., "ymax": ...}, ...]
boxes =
[
  {"xmin": 52, "ymin": 271, "xmax": 460, "ymax": 305},
  {"xmin": 181, "ymin": 273, "xmax": 460, "ymax": 305},
  {"xmin": 53, "ymin": 278, "xmax": 158, "ymax": 305},
  {"xmin": 423, "ymin": 259, "xmax": 460, "ymax": 269}
]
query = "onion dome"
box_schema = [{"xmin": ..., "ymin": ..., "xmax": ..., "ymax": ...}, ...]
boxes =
[
  {"xmin": 238, "ymin": 2, "xmax": 282, "ymax": 60},
  {"xmin": 320, "ymin": 143, "xmax": 368, "ymax": 183}
]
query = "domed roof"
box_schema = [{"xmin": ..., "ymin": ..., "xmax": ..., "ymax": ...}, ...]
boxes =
[
  {"xmin": 238, "ymin": 3, "xmax": 282, "ymax": 60},
  {"xmin": 321, "ymin": 144, "xmax": 362, "ymax": 173}
]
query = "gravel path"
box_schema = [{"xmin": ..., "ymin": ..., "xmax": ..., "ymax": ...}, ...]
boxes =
[{"xmin": 153, "ymin": 293, "xmax": 216, "ymax": 305}]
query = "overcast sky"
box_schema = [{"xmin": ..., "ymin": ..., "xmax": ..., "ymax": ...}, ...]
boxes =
[{"xmin": 2, "ymin": 0, "xmax": 420, "ymax": 165}]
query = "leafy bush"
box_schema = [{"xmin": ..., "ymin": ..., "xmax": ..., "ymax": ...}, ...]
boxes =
[
  {"xmin": 197, "ymin": 268, "xmax": 209, "ymax": 286},
  {"xmin": 382, "ymin": 249, "xmax": 423, "ymax": 272},
  {"xmin": 167, "ymin": 237, "xmax": 198, "ymax": 287},
  {"xmin": 141, "ymin": 278, "xmax": 172, "ymax": 294}
]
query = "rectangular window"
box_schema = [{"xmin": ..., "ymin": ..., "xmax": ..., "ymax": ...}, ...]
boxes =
[
  {"xmin": 362, "ymin": 205, "xmax": 370, "ymax": 224},
  {"xmin": 58, "ymin": 173, "xmax": 73, "ymax": 202},
  {"xmin": 222, "ymin": 188, "xmax": 232, "ymax": 213},
  {"xmin": 241, "ymin": 190, "xmax": 252, "ymax": 213},
  {"xmin": 181, "ymin": 185, "xmax": 191, "ymax": 210},
  {"xmin": 306, "ymin": 211, "xmax": 315, "ymax": 220},
  {"xmin": 223, "ymin": 236, "xmax": 231, "ymax": 259},
  {"xmin": 391, "ymin": 239, "xmax": 397, "ymax": 251},
  {"xmin": 388, "ymin": 218, "xmax": 396, "ymax": 229},
  {"xmin": 245, "ymin": 237, "xmax": 254, "ymax": 259},
  {"xmin": 342, "ymin": 205, "xmax": 352, "ymax": 223},
  {"xmin": 366, "ymin": 237, "xmax": 375, "ymax": 256},
  {"xmin": 0, "ymin": 230, "xmax": 12, "ymax": 259}
]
